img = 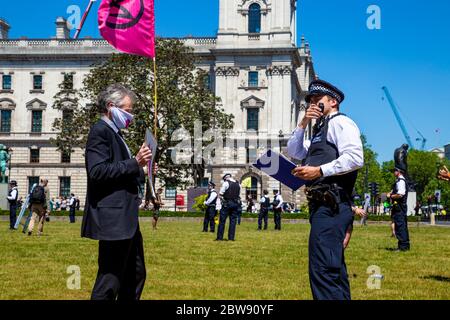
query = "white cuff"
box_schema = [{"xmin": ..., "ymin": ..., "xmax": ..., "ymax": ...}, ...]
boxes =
[{"xmin": 320, "ymin": 163, "xmax": 335, "ymax": 178}]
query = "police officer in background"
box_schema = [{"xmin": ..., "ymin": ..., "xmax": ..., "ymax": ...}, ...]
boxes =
[
  {"xmin": 272, "ymin": 190, "xmax": 283, "ymax": 230},
  {"xmin": 203, "ymin": 181, "xmax": 218, "ymax": 233},
  {"xmin": 216, "ymin": 173, "xmax": 241, "ymax": 241},
  {"xmin": 258, "ymin": 190, "xmax": 270, "ymax": 230},
  {"xmin": 387, "ymin": 168, "xmax": 410, "ymax": 251},
  {"xmin": 287, "ymin": 79, "xmax": 364, "ymax": 300},
  {"xmin": 6, "ymin": 180, "xmax": 18, "ymax": 230}
]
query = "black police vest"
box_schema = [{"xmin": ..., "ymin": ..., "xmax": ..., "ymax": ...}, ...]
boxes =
[
  {"xmin": 392, "ymin": 177, "xmax": 408, "ymax": 212},
  {"xmin": 302, "ymin": 113, "xmax": 358, "ymax": 198},
  {"xmin": 261, "ymin": 196, "xmax": 270, "ymax": 208},
  {"xmin": 207, "ymin": 190, "xmax": 217, "ymax": 206},
  {"xmin": 223, "ymin": 181, "xmax": 240, "ymax": 201},
  {"xmin": 8, "ymin": 188, "xmax": 18, "ymax": 205}
]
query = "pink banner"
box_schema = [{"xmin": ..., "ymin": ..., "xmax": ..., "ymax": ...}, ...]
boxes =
[{"xmin": 98, "ymin": 0, "xmax": 155, "ymax": 58}]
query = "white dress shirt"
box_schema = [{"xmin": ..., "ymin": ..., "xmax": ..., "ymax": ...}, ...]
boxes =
[
  {"xmin": 395, "ymin": 175, "xmax": 406, "ymax": 196},
  {"xmin": 274, "ymin": 194, "xmax": 283, "ymax": 209},
  {"xmin": 204, "ymin": 190, "xmax": 218, "ymax": 205},
  {"xmin": 7, "ymin": 188, "xmax": 18, "ymax": 201},
  {"xmin": 286, "ymin": 112, "xmax": 364, "ymax": 177},
  {"xmin": 219, "ymin": 178, "xmax": 238, "ymax": 195}
]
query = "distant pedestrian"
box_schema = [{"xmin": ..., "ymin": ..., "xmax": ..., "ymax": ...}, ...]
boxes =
[
  {"xmin": 69, "ymin": 193, "xmax": 76, "ymax": 223},
  {"xmin": 203, "ymin": 182, "xmax": 218, "ymax": 233},
  {"xmin": 27, "ymin": 178, "xmax": 49, "ymax": 236},
  {"xmin": 272, "ymin": 190, "xmax": 283, "ymax": 230},
  {"xmin": 76, "ymin": 197, "xmax": 81, "ymax": 211},
  {"xmin": 258, "ymin": 190, "xmax": 270, "ymax": 230},
  {"xmin": 360, "ymin": 195, "xmax": 370, "ymax": 226},
  {"xmin": 6, "ymin": 180, "xmax": 18, "ymax": 230},
  {"xmin": 152, "ymin": 188, "xmax": 164, "ymax": 230},
  {"xmin": 61, "ymin": 197, "xmax": 67, "ymax": 211}
]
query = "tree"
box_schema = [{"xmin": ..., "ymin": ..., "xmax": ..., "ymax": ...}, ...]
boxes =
[
  {"xmin": 354, "ymin": 135, "xmax": 388, "ymax": 197},
  {"xmin": 51, "ymin": 38, "xmax": 234, "ymax": 188}
]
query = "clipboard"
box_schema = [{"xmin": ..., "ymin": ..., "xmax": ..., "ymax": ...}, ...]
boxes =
[
  {"xmin": 252, "ymin": 149, "xmax": 307, "ymax": 191},
  {"xmin": 145, "ymin": 129, "xmax": 158, "ymax": 199}
]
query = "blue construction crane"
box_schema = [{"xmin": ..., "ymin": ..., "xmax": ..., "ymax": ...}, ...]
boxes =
[{"xmin": 381, "ymin": 86, "xmax": 427, "ymax": 150}]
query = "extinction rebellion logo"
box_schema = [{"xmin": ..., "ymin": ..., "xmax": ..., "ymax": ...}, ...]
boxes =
[{"xmin": 106, "ymin": 0, "xmax": 145, "ymax": 29}]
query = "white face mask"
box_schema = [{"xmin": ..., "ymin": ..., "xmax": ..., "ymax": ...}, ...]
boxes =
[{"xmin": 110, "ymin": 106, "xmax": 134, "ymax": 129}]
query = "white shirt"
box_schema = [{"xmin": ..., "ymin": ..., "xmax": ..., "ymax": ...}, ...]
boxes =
[
  {"xmin": 204, "ymin": 190, "xmax": 218, "ymax": 205},
  {"xmin": 69, "ymin": 197, "xmax": 75, "ymax": 206},
  {"xmin": 219, "ymin": 178, "xmax": 238, "ymax": 195},
  {"xmin": 286, "ymin": 112, "xmax": 364, "ymax": 177},
  {"xmin": 395, "ymin": 175, "xmax": 406, "ymax": 196},
  {"xmin": 259, "ymin": 195, "xmax": 268, "ymax": 204},
  {"xmin": 7, "ymin": 188, "xmax": 18, "ymax": 201},
  {"xmin": 274, "ymin": 194, "xmax": 283, "ymax": 209},
  {"xmin": 102, "ymin": 116, "xmax": 132, "ymax": 159}
]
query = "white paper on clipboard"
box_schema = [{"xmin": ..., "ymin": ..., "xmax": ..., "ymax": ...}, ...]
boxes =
[{"xmin": 145, "ymin": 129, "xmax": 158, "ymax": 199}]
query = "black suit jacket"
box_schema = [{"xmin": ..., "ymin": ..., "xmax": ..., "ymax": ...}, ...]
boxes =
[{"xmin": 81, "ymin": 119, "xmax": 144, "ymax": 241}]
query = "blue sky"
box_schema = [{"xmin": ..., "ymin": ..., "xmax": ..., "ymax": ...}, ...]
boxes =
[{"xmin": 1, "ymin": 0, "xmax": 449, "ymax": 162}]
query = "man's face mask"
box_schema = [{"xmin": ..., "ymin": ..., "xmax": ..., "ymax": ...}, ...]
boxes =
[{"xmin": 110, "ymin": 106, "xmax": 134, "ymax": 129}]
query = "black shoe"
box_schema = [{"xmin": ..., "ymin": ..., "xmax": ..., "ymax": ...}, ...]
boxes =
[
  {"xmin": 210, "ymin": 230, "xmax": 215, "ymax": 233},
  {"xmin": 27, "ymin": 231, "xmax": 32, "ymax": 236},
  {"xmin": 215, "ymin": 239, "xmax": 224, "ymax": 241}
]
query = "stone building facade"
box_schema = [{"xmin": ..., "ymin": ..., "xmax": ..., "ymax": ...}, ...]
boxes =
[{"xmin": 0, "ymin": 0, "xmax": 315, "ymax": 210}]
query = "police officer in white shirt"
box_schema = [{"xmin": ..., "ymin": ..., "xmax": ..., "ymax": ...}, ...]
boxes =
[
  {"xmin": 272, "ymin": 190, "xmax": 283, "ymax": 230},
  {"xmin": 387, "ymin": 168, "xmax": 410, "ymax": 251},
  {"xmin": 6, "ymin": 180, "xmax": 18, "ymax": 230},
  {"xmin": 216, "ymin": 174, "xmax": 241, "ymax": 241},
  {"xmin": 287, "ymin": 79, "xmax": 364, "ymax": 300},
  {"xmin": 203, "ymin": 181, "xmax": 218, "ymax": 233}
]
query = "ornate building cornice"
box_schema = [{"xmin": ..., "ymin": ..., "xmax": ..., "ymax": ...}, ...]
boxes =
[
  {"xmin": 266, "ymin": 65, "xmax": 292, "ymax": 76},
  {"xmin": 215, "ymin": 66, "xmax": 240, "ymax": 77}
]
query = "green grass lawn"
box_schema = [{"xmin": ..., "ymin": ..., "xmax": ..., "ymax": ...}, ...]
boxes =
[{"xmin": 0, "ymin": 219, "xmax": 449, "ymax": 300}]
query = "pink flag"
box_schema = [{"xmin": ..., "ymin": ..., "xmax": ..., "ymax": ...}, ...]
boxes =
[{"xmin": 98, "ymin": 0, "xmax": 155, "ymax": 58}]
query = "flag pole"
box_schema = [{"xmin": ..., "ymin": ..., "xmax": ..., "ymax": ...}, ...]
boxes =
[
  {"xmin": 153, "ymin": 57, "xmax": 158, "ymax": 138},
  {"xmin": 74, "ymin": 0, "xmax": 97, "ymax": 39}
]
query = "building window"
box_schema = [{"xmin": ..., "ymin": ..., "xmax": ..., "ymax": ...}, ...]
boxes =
[
  {"xmin": 28, "ymin": 176, "xmax": 40, "ymax": 194},
  {"xmin": 61, "ymin": 150, "xmax": 71, "ymax": 163},
  {"xmin": 2, "ymin": 75, "xmax": 12, "ymax": 90},
  {"xmin": 30, "ymin": 148, "xmax": 40, "ymax": 163},
  {"xmin": 247, "ymin": 108, "xmax": 259, "ymax": 131},
  {"xmin": 165, "ymin": 186, "xmax": 177, "ymax": 199},
  {"xmin": 248, "ymin": 71, "xmax": 259, "ymax": 87},
  {"xmin": 246, "ymin": 148, "xmax": 257, "ymax": 164},
  {"xmin": 64, "ymin": 74, "xmax": 74, "ymax": 90},
  {"xmin": 33, "ymin": 75, "xmax": 43, "ymax": 90},
  {"xmin": 31, "ymin": 110, "xmax": 42, "ymax": 133},
  {"xmin": 0, "ymin": 110, "xmax": 11, "ymax": 133},
  {"xmin": 59, "ymin": 177, "xmax": 71, "ymax": 198},
  {"xmin": 204, "ymin": 74, "xmax": 211, "ymax": 90},
  {"xmin": 248, "ymin": 3, "xmax": 261, "ymax": 33}
]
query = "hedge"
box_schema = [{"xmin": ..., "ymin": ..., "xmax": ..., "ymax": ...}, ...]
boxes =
[{"xmin": 0, "ymin": 209, "xmax": 425, "ymax": 222}]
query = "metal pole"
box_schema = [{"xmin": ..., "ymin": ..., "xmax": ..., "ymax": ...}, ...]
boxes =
[{"xmin": 74, "ymin": 0, "xmax": 96, "ymax": 39}]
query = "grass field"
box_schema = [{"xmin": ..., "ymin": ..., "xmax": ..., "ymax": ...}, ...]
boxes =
[{"xmin": 0, "ymin": 219, "xmax": 449, "ymax": 300}]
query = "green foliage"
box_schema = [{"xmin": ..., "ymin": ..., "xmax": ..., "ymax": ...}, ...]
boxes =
[
  {"xmin": 51, "ymin": 38, "xmax": 234, "ymax": 187},
  {"xmin": 192, "ymin": 194, "xmax": 208, "ymax": 212}
]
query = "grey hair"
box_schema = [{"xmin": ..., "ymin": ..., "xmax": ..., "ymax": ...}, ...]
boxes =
[{"xmin": 97, "ymin": 83, "xmax": 137, "ymax": 113}]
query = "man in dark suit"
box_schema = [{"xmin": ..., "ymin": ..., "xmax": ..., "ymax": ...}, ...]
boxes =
[{"xmin": 82, "ymin": 83, "xmax": 153, "ymax": 300}]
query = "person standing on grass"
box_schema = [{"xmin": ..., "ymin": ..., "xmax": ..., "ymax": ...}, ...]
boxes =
[
  {"xmin": 82, "ymin": 84, "xmax": 152, "ymax": 300},
  {"xmin": 27, "ymin": 178, "xmax": 49, "ymax": 236},
  {"xmin": 203, "ymin": 182, "xmax": 218, "ymax": 233},
  {"xmin": 152, "ymin": 188, "xmax": 164, "ymax": 230},
  {"xmin": 360, "ymin": 194, "xmax": 370, "ymax": 226},
  {"xmin": 272, "ymin": 190, "xmax": 283, "ymax": 230},
  {"xmin": 216, "ymin": 173, "xmax": 241, "ymax": 241},
  {"xmin": 69, "ymin": 193, "xmax": 76, "ymax": 223},
  {"xmin": 387, "ymin": 168, "xmax": 410, "ymax": 251},
  {"xmin": 6, "ymin": 180, "xmax": 18, "ymax": 230},
  {"xmin": 258, "ymin": 190, "xmax": 270, "ymax": 230}
]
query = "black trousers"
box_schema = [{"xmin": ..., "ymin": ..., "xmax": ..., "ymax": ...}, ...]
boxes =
[
  {"xmin": 9, "ymin": 203, "xmax": 17, "ymax": 229},
  {"xmin": 203, "ymin": 206, "xmax": 216, "ymax": 232},
  {"xmin": 308, "ymin": 202, "xmax": 353, "ymax": 300},
  {"xmin": 274, "ymin": 209, "xmax": 282, "ymax": 230},
  {"xmin": 217, "ymin": 201, "xmax": 239, "ymax": 241},
  {"xmin": 393, "ymin": 211, "xmax": 410, "ymax": 250},
  {"xmin": 69, "ymin": 207, "xmax": 76, "ymax": 223},
  {"xmin": 258, "ymin": 208, "xmax": 268, "ymax": 229},
  {"xmin": 91, "ymin": 228, "xmax": 146, "ymax": 301}
]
